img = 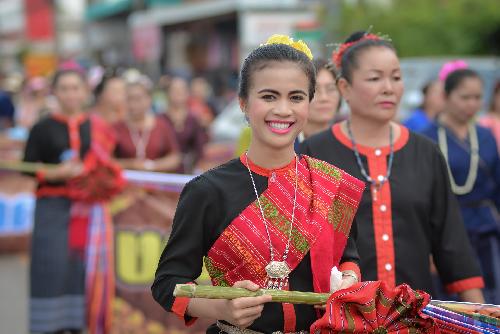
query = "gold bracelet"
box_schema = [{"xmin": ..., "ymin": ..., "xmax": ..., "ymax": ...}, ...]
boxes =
[{"xmin": 341, "ymin": 270, "xmax": 358, "ymax": 282}]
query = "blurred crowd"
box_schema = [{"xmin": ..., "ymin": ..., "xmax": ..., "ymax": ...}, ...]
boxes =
[
  {"xmin": 0, "ymin": 63, "xmax": 239, "ymax": 174},
  {"xmin": 1, "ymin": 61, "xmax": 499, "ymax": 175}
]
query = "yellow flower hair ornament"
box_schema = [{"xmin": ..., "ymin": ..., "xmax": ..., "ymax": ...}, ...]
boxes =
[{"xmin": 262, "ymin": 34, "xmax": 314, "ymax": 61}]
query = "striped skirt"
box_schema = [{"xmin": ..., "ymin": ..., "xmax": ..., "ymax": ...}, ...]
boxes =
[{"xmin": 30, "ymin": 197, "xmax": 85, "ymax": 333}]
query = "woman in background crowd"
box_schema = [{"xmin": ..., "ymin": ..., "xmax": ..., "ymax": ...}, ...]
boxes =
[
  {"xmin": 403, "ymin": 79, "xmax": 444, "ymax": 132},
  {"xmin": 92, "ymin": 70, "xmax": 127, "ymax": 124},
  {"xmin": 189, "ymin": 76, "xmax": 217, "ymax": 129},
  {"xmin": 297, "ymin": 58, "xmax": 341, "ymax": 145},
  {"xmin": 114, "ymin": 76, "xmax": 181, "ymax": 172},
  {"xmin": 24, "ymin": 68, "xmax": 118, "ymax": 334},
  {"xmin": 162, "ymin": 76, "xmax": 208, "ymax": 173},
  {"xmin": 423, "ymin": 67, "xmax": 500, "ymax": 304},
  {"xmin": 480, "ymin": 80, "xmax": 500, "ymax": 151}
]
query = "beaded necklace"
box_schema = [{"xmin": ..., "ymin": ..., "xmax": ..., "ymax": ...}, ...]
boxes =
[
  {"xmin": 438, "ymin": 123, "xmax": 479, "ymax": 195},
  {"xmin": 346, "ymin": 120, "xmax": 395, "ymax": 201}
]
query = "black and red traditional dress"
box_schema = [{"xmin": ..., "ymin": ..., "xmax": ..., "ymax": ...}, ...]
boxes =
[
  {"xmin": 299, "ymin": 123, "xmax": 484, "ymax": 296},
  {"xmin": 152, "ymin": 154, "xmax": 364, "ymax": 333},
  {"xmin": 24, "ymin": 113, "xmax": 122, "ymax": 334}
]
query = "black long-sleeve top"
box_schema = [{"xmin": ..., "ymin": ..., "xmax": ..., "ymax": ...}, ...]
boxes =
[
  {"xmin": 299, "ymin": 124, "xmax": 484, "ymax": 295},
  {"xmin": 23, "ymin": 115, "xmax": 91, "ymax": 188}
]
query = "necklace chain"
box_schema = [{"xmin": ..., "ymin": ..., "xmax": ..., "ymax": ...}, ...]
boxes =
[
  {"xmin": 346, "ymin": 120, "xmax": 395, "ymax": 194},
  {"xmin": 244, "ymin": 152, "xmax": 298, "ymax": 262},
  {"xmin": 128, "ymin": 120, "xmax": 153, "ymax": 159},
  {"xmin": 438, "ymin": 123, "xmax": 479, "ymax": 195}
]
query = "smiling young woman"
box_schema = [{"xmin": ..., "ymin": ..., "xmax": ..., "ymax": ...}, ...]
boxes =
[
  {"xmin": 300, "ymin": 31, "xmax": 485, "ymax": 303},
  {"xmin": 151, "ymin": 35, "xmax": 365, "ymax": 334}
]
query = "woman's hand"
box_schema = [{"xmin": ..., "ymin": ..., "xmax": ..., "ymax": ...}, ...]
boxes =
[
  {"xmin": 218, "ymin": 280, "xmax": 272, "ymax": 329},
  {"xmin": 44, "ymin": 160, "xmax": 84, "ymax": 181},
  {"xmin": 339, "ymin": 274, "xmax": 358, "ymax": 290}
]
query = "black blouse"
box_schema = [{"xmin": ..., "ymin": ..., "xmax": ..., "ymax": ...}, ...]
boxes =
[
  {"xmin": 23, "ymin": 115, "xmax": 91, "ymax": 187},
  {"xmin": 152, "ymin": 157, "xmax": 359, "ymax": 333}
]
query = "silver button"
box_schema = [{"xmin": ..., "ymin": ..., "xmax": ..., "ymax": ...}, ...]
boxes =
[
  {"xmin": 377, "ymin": 175, "xmax": 384, "ymax": 182},
  {"xmin": 375, "ymin": 149, "xmax": 382, "ymax": 156},
  {"xmin": 382, "ymin": 234, "xmax": 389, "ymax": 241},
  {"xmin": 380, "ymin": 204, "xmax": 387, "ymax": 212},
  {"xmin": 385, "ymin": 263, "xmax": 392, "ymax": 271}
]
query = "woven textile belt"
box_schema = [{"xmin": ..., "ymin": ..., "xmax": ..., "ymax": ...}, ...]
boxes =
[{"xmin": 216, "ymin": 321, "xmax": 309, "ymax": 334}]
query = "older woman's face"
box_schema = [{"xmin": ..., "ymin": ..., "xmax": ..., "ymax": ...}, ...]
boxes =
[
  {"xmin": 127, "ymin": 84, "xmax": 151, "ymax": 120},
  {"xmin": 339, "ymin": 46, "xmax": 404, "ymax": 123}
]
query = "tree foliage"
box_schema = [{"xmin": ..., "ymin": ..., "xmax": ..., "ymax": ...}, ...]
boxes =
[{"xmin": 331, "ymin": 0, "xmax": 500, "ymax": 57}]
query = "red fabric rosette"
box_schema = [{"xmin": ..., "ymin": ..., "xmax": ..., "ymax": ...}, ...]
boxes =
[
  {"xmin": 67, "ymin": 148, "xmax": 125, "ymax": 203},
  {"xmin": 311, "ymin": 281, "xmax": 440, "ymax": 334}
]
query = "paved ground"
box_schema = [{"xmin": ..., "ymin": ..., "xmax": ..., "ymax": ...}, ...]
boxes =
[{"xmin": 0, "ymin": 254, "xmax": 28, "ymax": 334}]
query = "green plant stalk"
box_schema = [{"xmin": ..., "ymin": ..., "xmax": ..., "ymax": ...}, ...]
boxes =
[
  {"xmin": 173, "ymin": 284, "xmax": 330, "ymax": 305},
  {"xmin": 0, "ymin": 161, "xmax": 56, "ymax": 174}
]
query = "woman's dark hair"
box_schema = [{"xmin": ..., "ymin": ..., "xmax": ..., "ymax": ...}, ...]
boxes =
[
  {"xmin": 313, "ymin": 58, "xmax": 342, "ymax": 110},
  {"xmin": 52, "ymin": 69, "xmax": 86, "ymax": 89},
  {"xmin": 444, "ymin": 69, "xmax": 481, "ymax": 96},
  {"xmin": 338, "ymin": 31, "xmax": 396, "ymax": 83},
  {"xmin": 313, "ymin": 58, "xmax": 338, "ymax": 81},
  {"xmin": 490, "ymin": 80, "xmax": 500, "ymax": 112},
  {"xmin": 418, "ymin": 80, "xmax": 438, "ymax": 109},
  {"xmin": 238, "ymin": 43, "xmax": 316, "ymax": 101},
  {"xmin": 94, "ymin": 68, "xmax": 122, "ymax": 100}
]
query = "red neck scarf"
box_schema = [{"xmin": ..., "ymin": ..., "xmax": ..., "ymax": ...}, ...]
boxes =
[{"xmin": 205, "ymin": 155, "xmax": 364, "ymax": 293}]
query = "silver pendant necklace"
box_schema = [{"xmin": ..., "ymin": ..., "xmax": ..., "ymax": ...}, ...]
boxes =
[{"xmin": 244, "ymin": 152, "xmax": 298, "ymax": 290}]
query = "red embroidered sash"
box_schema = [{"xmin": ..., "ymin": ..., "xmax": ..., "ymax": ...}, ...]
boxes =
[{"xmin": 205, "ymin": 156, "xmax": 364, "ymax": 293}]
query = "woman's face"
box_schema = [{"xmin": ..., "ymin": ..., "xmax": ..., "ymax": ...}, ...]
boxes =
[
  {"xmin": 241, "ymin": 60, "xmax": 309, "ymax": 152},
  {"xmin": 309, "ymin": 68, "xmax": 339, "ymax": 126},
  {"xmin": 127, "ymin": 84, "xmax": 151, "ymax": 120},
  {"xmin": 424, "ymin": 81, "xmax": 445, "ymax": 113},
  {"xmin": 445, "ymin": 77, "xmax": 483, "ymax": 124},
  {"xmin": 493, "ymin": 86, "xmax": 500, "ymax": 112},
  {"xmin": 101, "ymin": 77, "xmax": 126, "ymax": 109},
  {"xmin": 53, "ymin": 73, "xmax": 88, "ymax": 114},
  {"xmin": 339, "ymin": 46, "xmax": 403, "ymax": 123},
  {"xmin": 168, "ymin": 77, "xmax": 190, "ymax": 108}
]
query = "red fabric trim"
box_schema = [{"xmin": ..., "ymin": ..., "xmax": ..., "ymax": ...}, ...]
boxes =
[
  {"xmin": 36, "ymin": 186, "xmax": 68, "ymax": 198},
  {"xmin": 239, "ymin": 153, "xmax": 296, "ymax": 177},
  {"xmin": 332, "ymin": 123, "xmax": 409, "ymax": 156},
  {"xmin": 445, "ymin": 276, "xmax": 485, "ymax": 294},
  {"xmin": 339, "ymin": 261, "xmax": 361, "ymax": 282},
  {"xmin": 171, "ymin": 296, "xmax": 197, "ymax": 326},
  {"xmin": 35, "ymin": 170, "xmax": 46, "ymax": 182},
  {"xmin": 282, "ymin": 303, "xmax": 296, "ymax": 332},
  {"xmin": 332, "ymin": 122, "xmax": 404, "ymax": 288},
  {"xmin": 367, "ymin": 148, "xmax": 396, "ymax": 288},
  {"xmin": 51, "ymin": 112, "xmax": 87, "ymax": 125},
  {"xmin": 51, "ymin": 112, "xmax": 87, "ymax": 159}
]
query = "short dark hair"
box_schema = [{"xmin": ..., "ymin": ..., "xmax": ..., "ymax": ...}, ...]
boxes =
[
  {"xmin": 238, "ymin": 43, "xmax": 316, "ymax": 102},
  {"xmin": 490, "ymin": 80, "xmax": 500, "ymax": 111},
  {"xmin": 94, "ymin": 68, "xmax": 122, "ymax": 100},
  {"xmin": 338, "ymin": 31, "xmax": 396, "ymax": 83},
  {"xmin": 444, "ymin": 68, "xmax": 481, "ymax": 96},
  {"xmin": 313, "ymin": 58, "xmax": 337, "ymax": 81},
  {"xmin": 52, "ymin": 69, "xmax": 86, "ymax": 89}
]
